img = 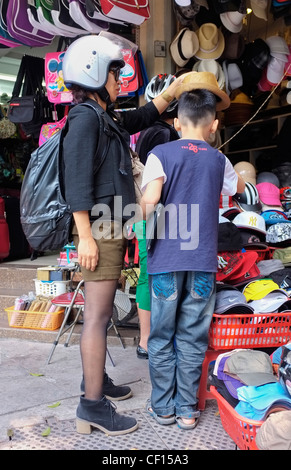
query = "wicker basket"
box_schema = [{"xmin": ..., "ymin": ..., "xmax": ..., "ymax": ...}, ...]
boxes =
[{"xmin": 5, "ymin": 306, "xmax": 64, "ymax": 331}]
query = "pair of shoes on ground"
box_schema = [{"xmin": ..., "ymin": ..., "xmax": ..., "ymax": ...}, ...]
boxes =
[
  {"xmin": 77, "ymin": 373, "xmax": 136, "ymax": 436},
  {"xmin": 136, "ymin": 344, "xmax": 148, "ymax": 359},
  {"xmin": 80, "ymin": 371, "xmax": 132, "ymax": 401},
  {"xmin": 145, "ymin": 399, "xmax": 199, "ymax": 430}
]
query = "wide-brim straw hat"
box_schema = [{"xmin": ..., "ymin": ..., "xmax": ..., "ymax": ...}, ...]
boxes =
[
  {"xmin": 170, "ymin": 28, "xmax": 199, "ymax": 67},
  {"xmin": 175, "ymin": 71, "xmax": 231, "ymax": 110}
]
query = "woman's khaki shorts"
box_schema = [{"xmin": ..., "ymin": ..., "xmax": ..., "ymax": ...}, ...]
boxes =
[{"xmin": 72, "ymin": 220, "xmax": 127, "ymax": 281}]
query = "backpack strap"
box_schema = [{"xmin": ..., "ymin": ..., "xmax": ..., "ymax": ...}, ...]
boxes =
[{"xmin": 77, "ymin": 102, "xmax": 112, "ymax": 174}]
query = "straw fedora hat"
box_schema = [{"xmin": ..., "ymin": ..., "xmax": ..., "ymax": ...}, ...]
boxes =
[
  {"xmin": 195, "ymin": 23, "xmax": 225, "ymax": 60},
  {"xmin": 175, "ymin": 71, "xmax": 231, "ymax": 110},
  {"xmin": 175, "ymin": 72, "xmax": 230, "ymax": 111},
  {"xmin": 170, "ymin": 28, "xmax": 199, "ymax": 67}
]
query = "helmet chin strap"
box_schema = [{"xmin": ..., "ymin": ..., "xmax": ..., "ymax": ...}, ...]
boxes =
[
  {"xmin": 88, "ymin": 88, "xmax": 112, "ymax": 109},
  {"xmin": 96, "ymin": 87, "xmax": 112, "ymax": 109}
]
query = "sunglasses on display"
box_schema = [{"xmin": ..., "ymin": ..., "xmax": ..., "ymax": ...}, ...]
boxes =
[{"xmin": 109, "ymin": 66, "xmax": 121, "ymax": 82}]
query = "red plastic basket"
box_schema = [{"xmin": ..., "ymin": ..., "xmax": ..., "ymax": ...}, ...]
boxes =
[
  {"xmin": 209, "ymin": 312, "xmax": 291, "ymax": 350},
  {"xmin": 210, "ymin": 386, "xmax": 263, "ymax": 450}
]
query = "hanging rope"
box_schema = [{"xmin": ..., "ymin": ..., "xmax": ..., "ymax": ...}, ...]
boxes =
[{"xmin": 218, "ymin": 62, "xmax": 291, "ymax": 151}]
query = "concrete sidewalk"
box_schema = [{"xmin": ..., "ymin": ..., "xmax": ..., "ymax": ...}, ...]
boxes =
[{"xmin": 0, "ymin": 338, "xmax": 235, "ymax": 451}]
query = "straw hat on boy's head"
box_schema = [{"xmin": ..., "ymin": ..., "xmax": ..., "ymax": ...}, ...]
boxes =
[{"xmin": 175, "ymin": 71, "xmax": 231, "ymax": 110}]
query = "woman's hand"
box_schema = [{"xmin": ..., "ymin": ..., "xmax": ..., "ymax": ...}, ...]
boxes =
[
  {"xmin": 77, "ymin": 235, "xmax": 98, "ymax": 272},
  {"xmin": 152, "ymin": 72, "xmax": 194, "ymax": 115},
  {"xmin": 73, "ymin": 211, "xmax": 99, "ymax": 271}
]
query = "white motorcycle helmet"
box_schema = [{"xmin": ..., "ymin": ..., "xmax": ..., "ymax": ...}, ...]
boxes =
[{"xmin": 63, "ymin": 32, "xmax": 137, "ymax": 92}]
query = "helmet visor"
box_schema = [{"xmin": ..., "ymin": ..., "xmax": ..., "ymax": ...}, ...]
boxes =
[{"xmin": 99, "ymin": 31, "xmax": 138, "ymax": 58}]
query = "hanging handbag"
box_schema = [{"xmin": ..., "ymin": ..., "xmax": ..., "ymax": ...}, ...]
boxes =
[
  {"xmin": 8, "ymin": 55, "xmax": 53, "ymax": 139},
  {"xmin": 38, "ymin": 114, "xmax": 68, "ymax": 146},
  {"xmin": 68, "ymin": 0, "xmax": 109, "ymax": 33},
  {"xmin": 0, "ymin": 107, "xmax": 17, "ymax": 139},
  {"xmin": 119, "ymin": 49, "xmax": 139, "ymax": 95},
  {"xmin": 45, "ymin": 51, "xmax": 73, "ymax": 104},
  {"xmin": 99, "ymin": 0, "xmax": 150, "ymax": 25},
  {"xmin": 85, "ymin": 0, "xmax": 126, "ymax": 25},
  {"xmin": 6, "ymin": 0, "xmax": 54, "ymax": 47}
]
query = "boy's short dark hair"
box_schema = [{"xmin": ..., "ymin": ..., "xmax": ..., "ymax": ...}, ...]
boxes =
[{"xmin": 178, "ymin": 89, "xmax": 217, "ymax": 126}]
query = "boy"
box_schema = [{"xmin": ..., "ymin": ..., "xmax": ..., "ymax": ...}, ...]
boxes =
[{"xmin": 140, "ymin": 73, "xmax": 245, "ymax": 430}]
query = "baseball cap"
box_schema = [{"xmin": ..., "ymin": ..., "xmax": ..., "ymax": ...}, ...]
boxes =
[
  {"xmin": 217, "ymin": 251, "xmax": 244, "ymax": 281},
  {"xmin": 248, "ymin": 290, "xmax": 289, "ymax": 313},
  {"xmin": 218, "ymin": 221, "xmax": 243, "ymax": 251},
  {"xmin": 217, "ymin": 251, "xmax": 258, "ymax": 282},
  {"xmin": 270, "ymin": 267, "xmax": 291, "ymax": 292},
  {"xmin": 217, "ymin": 356, "xmax": 245, "ymax": 398},
  {"xmin": 256, "ymin": 259, "xmax": 285, "ymax": 277},
  {"xmin": 243, "ymin": 278, "xmax": 283, "ymax": 301},
  {"xmin": 227, "ymin": 261, "xmax": 261, "ymax": 287},
  {"xmin": 261, "ymin": 210, "xmax": 290, "ymax": 226},
  {"xmin": 266, "ymin": 223, "xmax": 291, "ymax": 246},
  {"xmin": 233, "ymin": 211, "xmax": 267, "ymax": 235},
  {"xmin": 256, "ymin": 182, "xmax": 282, "ymax": 206},
  {"xmin": 239, "ymin": 229, "xmax": 268, "ymax": 248},
  {"xmin": 273, "ymin": 246, "xmax": 291, "ymax": 265},
  {"xmin": 214, "ymin": 288, "xmax": 254, "ymax": 315},
  {"xmin": 225, "ymin": 350, "xmax": 278, "ymax": 386}
]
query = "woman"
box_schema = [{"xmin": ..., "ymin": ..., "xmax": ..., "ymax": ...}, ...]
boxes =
[{"xmin": 62, "ymin": 32, "xmax": 186, "ymax": 436}]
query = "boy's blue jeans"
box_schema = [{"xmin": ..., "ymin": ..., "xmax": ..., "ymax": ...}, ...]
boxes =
[{"xmin": 148, "ymin": 271, "xmax": 216, "ymax": 418}]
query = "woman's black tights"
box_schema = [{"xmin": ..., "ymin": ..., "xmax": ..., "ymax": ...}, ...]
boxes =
[{"xmin": 80, "ymin": 279, "xmax": 118, "ymax": 401}]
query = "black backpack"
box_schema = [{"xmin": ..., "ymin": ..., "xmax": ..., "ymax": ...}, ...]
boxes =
[{"xmin": 20, "ymin": 103, "xmax": 110, "ymax": 253}]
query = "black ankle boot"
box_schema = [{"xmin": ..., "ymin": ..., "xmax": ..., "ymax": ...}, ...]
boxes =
[
  {"xmin": 76, "ymin": 396, "xmax": 138, "ymax": 435},
  {"xmin": 80, "ymin": 372, "xmax": 132, "ymax": 401}
]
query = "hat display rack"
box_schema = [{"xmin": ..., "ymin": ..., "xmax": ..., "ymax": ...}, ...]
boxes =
[
  {"xmin": 170, "ymin": 0, "xmax": 291, "ymax": 142},
  {"xmin": 171, "ymin": 9, "xmax": 291, "ymax": 301}
]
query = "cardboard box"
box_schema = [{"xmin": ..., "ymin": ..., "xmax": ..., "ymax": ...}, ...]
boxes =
[{"xmin": 37, "ymin": 266, "xmax": 69, "ymax": 281}]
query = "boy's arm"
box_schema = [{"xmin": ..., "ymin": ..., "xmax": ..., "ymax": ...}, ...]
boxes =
[
  {"xmin": 140, "ymin": 177, "xmax": 164, "ymax": 220},
  {"xmin": 236, "ymin": 172, "xmax": 246, "ymax": 194}
]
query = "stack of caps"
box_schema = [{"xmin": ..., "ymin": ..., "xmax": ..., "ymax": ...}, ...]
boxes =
[
  {"xmin": 232, "ymin": 211, "xmax": 272, "ymax": 261},
  {"xmin": 217, "ymin": 216, "xmax": 261, "ymax": 286},
  {"xmin": 214, "ymin": 284, "xmax": 254, "ymax": 315},
  {"xmin": 242, "ymin": 278, "xmax": 290, "ymax": 313},
  {"xmin": 210, "ymin": 349, "xmax": 291, "ymax": 421}
]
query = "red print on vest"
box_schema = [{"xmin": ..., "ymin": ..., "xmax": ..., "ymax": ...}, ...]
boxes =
[{"xmin": 181, "ymin": 143, "xmax": 207, "ymax": 153}]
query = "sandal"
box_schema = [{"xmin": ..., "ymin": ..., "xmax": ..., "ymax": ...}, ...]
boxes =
[
  {"xmin": 145, "ymin": 399, "xmax": 175, "ymax": 425},
  {"xmin": 176, "ymin": 416, "xmax": 199, "ymax": 430}
]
